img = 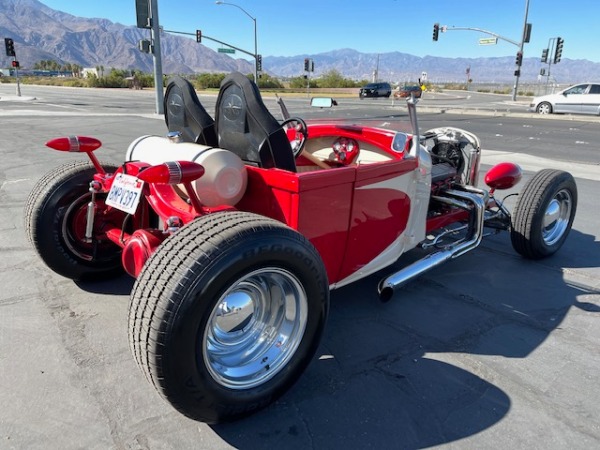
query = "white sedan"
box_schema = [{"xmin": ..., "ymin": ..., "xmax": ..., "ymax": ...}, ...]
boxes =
[{"xmin": 530, "ymin": 83, "xmax": 600, "ymax": 115}]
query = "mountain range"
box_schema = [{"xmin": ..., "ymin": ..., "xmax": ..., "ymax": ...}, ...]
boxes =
[{"xmin": 1, "ymin": 0, "xmax": 598, "ymax": 83}]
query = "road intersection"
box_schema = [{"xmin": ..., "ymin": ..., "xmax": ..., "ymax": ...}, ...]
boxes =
[{"xmin": 0, "ymin": 83, "xmax": 598, "ymax": 449}]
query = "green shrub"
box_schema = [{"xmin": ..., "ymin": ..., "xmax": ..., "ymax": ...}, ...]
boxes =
[
  {"xmin": 288, "ymin": 76, "xmax": 317, "ymax": 89},
  {"xmin": 257, "ymin": 74, "xmax": 283, "ymax": 89},
  {"xmin": 195, "ymin": 73, "xmax": 227, "ymax": 89}
]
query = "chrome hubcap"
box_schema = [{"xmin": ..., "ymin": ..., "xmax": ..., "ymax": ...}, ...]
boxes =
[
  {"xmin": 542, "ymin": 188, "xmax": 572, "ymax": 246},
  {"xmin": 203, "ymin": 267, "xmax": 308, "ymax": 389}
]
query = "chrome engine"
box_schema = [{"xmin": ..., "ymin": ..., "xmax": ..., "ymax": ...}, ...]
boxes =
[
  {"xmin": 422, "ymin": 127, "xmax": 482, "ymax": 193},
  {"xmin": 377, "ymin": 119, "xmax": 489, "ymax": 301}
]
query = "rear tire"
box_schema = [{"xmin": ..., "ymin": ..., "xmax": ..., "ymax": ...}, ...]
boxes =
[
  {"xmin": 25, "ymin": 161, "xmax": 124, "ymax": 280},
  {"xmin": 128, "ymin": 211, "xmax": 329, "ymax": 423},
  {"xmin": 511, "ymin": 169, "xmax": 577, "ymax": 259}
]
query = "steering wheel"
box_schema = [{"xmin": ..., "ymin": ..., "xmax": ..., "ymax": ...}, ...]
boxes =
[{"xmin": 281, "ymin": 117, "xmax": 308, "ymax": 157}]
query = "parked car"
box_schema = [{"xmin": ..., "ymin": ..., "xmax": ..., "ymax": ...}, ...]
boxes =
[
  {"xmin": 394, "ymin": 85, "xmax": 423, "ymax": 99},
  {"xmin": 359, "ymin": 82, "xmax": 392, "ymax": 98},
  {"xmin": 530, "ymin": 83, "xmax": 600, "ymax": 115}
]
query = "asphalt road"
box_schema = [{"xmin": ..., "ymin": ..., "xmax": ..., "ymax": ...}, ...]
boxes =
[{"xmin": 1, "ymin": 83, "xmax": 599, "ymax": 450}]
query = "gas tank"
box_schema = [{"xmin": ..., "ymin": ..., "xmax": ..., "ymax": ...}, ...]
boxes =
[{"xmin": 126, "ymin": 135, "xmax": 247, "ymax": 207}]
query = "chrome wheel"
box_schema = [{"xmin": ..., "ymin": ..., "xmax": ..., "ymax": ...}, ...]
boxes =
[
  {"xmin": 203, "ymin": 267, "xmax": 308, "ymax": 389},
  {"xmin": 129, "ymin": 211, "xmax": 329, "ymax": 422},
  {"xmin": 542, "ymin": 188, "xmax": 573, "ymax": 246}
]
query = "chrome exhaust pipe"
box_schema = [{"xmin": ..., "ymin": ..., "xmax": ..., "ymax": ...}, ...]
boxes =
[{"xmin": 378, "ymin": 189, "xmax": 485, "ymax": 302}]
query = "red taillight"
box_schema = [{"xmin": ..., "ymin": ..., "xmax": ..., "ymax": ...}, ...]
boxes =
[
  {"xmin": 46, "ymin": 136, "xmax": 102, "ymax": 152},
  {"xmin": 137, "ymin": 161, "xmax": 205, "ymax": 184}
]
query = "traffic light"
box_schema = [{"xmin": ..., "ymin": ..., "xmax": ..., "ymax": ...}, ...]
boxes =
[
  {"xmin": 524, "ymin": 23, "xmax": 532, "ymax": 43},
  {"xmin": 304, "ymin": 58, "xmax": 310, "ymax": 71},
  {"xmin": 138, "ymin": 39, "xmax": 151, "ymax": 53},
  {"xmin": 433, "ymin": 23, "xmax": 439, "ymax": 41},
  {"xmin": 196, "ymin": 29, "xmax": 202, "ymax": 43},
  {"xmin": 515, "ymin": 51, "xmax": 523, "ymax": 66},
  {"xmin": 4, "ymin": 38, "xmax": 15, "ymax": 57},
  {"xmin": 135, "ymin": 0, "xmax": 151, "ymax": 28},
  {"xmin": 256, "ymin": 54, "xmax": 262, "ymax": 72},
  {"xmin": 11, "ymin": 60, "xmax": 19, "ymax": 68},
  {"xmin": 541, "ymin": 48, "xmax": 549, "ymax": 63},
  {"xmin": 554, "ymin": 37, "xmax": 564, "ymax": 64}
]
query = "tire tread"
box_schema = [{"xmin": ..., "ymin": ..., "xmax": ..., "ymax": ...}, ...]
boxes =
[{"xmin": 511, "ymin": 169, "xmax": 577, "ymax": 259}]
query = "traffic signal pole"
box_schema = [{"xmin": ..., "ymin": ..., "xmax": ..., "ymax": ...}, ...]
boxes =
[
  {"xmin": 540, "ymin": 37, "xmax": 563, "ymax": 95},
  {"xmin": 433, "ymin": 0, "xmax": 530, "ymax": 101},
  {"xmin": 4, "ymin": 38, "xmax": 21, "ymax": 96},
  {"xmin": 149, "ymin": 0, "xmax": 164, "ymax": 115},
  {"xmin": 13, "ymin": 62, "xmax": 21, "ymax": 97},
  {"xmin": 512, "ymin": 0, "xmax": 530, "ymax": 101},
  {"xmin": 167, "ymin": 29, "xmax": 260, "ymax": 81},
  {"xmin": 169, "ymin": 29, "xmax": 256, "ymax": 58}
]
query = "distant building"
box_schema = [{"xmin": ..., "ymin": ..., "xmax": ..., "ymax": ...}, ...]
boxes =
[{"xmin": 82, "ymin": 68, "xmax": 99, "ymax": 78}]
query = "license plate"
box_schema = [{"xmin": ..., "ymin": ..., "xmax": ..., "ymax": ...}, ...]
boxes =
[{"xmin": 105, "ymin": 173, "xmax": 144, "ymax": 215}]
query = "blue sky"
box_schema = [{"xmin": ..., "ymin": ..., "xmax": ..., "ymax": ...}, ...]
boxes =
[{"xmin": 39, "ymin": 0, "xmax": 599, "ymax": 63}]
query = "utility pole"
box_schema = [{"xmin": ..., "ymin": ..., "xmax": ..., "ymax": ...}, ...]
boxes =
[{"xmin": 373, "ymin": 54, "xmax": 379, "ymax": 82}]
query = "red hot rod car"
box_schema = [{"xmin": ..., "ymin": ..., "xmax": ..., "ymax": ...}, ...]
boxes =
[{"xmin": 25, "ymin": 72, "xmax": 577, "ymax": 423}]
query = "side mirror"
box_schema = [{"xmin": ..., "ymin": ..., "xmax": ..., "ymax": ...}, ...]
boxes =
[{"xmin": 311, "ymin": 97, "xmax": 337, "ymax": 108}]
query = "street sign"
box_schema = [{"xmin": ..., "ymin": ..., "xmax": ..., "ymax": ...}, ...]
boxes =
[
  {"xmin": 218, "ymin": 48, "xmax": 235, "ymax": 54},
  {"xmin": 478, "ymin": 37, "xmax": 498, "ymax": 45}
]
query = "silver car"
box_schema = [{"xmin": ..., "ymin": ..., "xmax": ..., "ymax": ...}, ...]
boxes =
[{"xmin": 530, "ymin": 83, "xmax": 600, "ymax": 115}]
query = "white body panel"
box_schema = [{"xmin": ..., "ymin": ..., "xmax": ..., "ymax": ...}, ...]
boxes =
[{"xmin": 331, "ymin": 145, "xmax": 432, "ymax": 289}]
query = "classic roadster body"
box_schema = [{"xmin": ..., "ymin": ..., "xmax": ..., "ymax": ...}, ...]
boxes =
[{"xmin": 26, "ymin": 72, "xmax": 577, "ymax": 423}]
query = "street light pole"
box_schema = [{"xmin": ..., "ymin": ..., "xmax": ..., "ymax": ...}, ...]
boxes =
[{"xmin": 215, "ymin": 1, "xmax": 258, "ymax": 84}]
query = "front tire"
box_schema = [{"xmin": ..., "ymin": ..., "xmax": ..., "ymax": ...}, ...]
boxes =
[
  {"xmin": 128, "ymin": 211, "xmax": 329, "ymax": 423},
  {"xmin": 511, "ymin": 169, "xmax": 577, "ymax": 259},
  {"xmin": 25, "ymin": 161, "xmax": 125, "ymax": 280},
  {"xmin": 536, "ymin": 102, "xmax": 553, "ymax": 114}
]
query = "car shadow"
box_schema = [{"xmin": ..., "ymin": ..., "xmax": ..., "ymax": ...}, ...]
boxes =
[
  {"xmin": 75, "ymin": 273, "xmax": 134, "ymax": 295},
  {"xmin": 210, "ymin": 228, "xmax": 598, "ymax": 449}
]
